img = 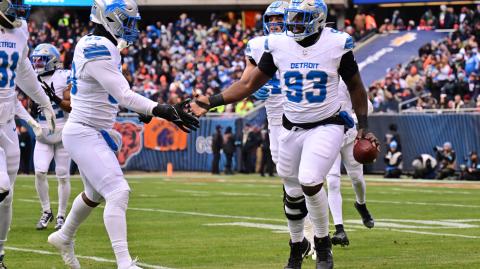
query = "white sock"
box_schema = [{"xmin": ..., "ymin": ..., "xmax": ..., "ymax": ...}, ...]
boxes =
[
  {"xmin": 57, "ymin": 177, "xmax": 71, "ymax": 217},
  {"xmin": 303, "ymin": 215, "xmax": 315, "ymax": 244},
  {"xmin": 287, "ymin": 218, "xmax": 305, "ymax": 243},
  {"xmin": 35, "ymin": 172, "xmax": 51, "ymax": 213},
  {"xmin": 103, "ymin": 191, "xmax": 132, "ymax": 269},
  {"xmin": 352, "ymin": 176, "xmax": 366, "ymax": 204},
  {"xmin": 304, "ymin": 188, "xmax": 329, "ymax": 238},
  {"xmin": 59, "ymin": 193, "xmax": 94, "ymax": 241},
  {"xmin": 327, "ymin": 175, "xmax": 343, "ymax": 225},
  {"xmin": 0, "ymin": 189, "xmax": 12, "ymax": 254}
]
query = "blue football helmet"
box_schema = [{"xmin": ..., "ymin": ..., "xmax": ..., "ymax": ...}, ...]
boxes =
[
  {"xmin": 90, "ymin": 0, "xmax": 141, "ymax": 49},
  {"xmin": 263, "ymin": 1, "xmax": 288, "ymax": 35},
  {"xmin": 31, "ymin": 43, "xmax": 61, "ymax": 75},
  {"xmin": 285, "ymin": 0, "xmax": 328, "ymax": 41},
  {"xmin": 0, "ymin": 0, "xmax": 30, "ymax": 28}
]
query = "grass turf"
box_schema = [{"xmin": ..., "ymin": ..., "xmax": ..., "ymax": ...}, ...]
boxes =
[{"xmin": 3, "ymin": 173, "xmax": 480, "ymax": 269}]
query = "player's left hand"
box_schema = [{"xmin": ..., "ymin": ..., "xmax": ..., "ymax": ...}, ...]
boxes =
[
  {"xmin": 39, "ymin": 103, "xmax": 56, "ymax": 133},
  {"xmin": 356, "ymin": 129, "xmax": 380, "ymax": 151},
  {"xmin": 190, "ymin": 94, "xmax": 210, "ymax": 117},
  {"xmin": 38, "ymin": 75, "xmax": 57, "ymax": 103}
]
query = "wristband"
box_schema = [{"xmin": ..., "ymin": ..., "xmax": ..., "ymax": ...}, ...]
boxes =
[{"xmin": 208, "ymin": 94, "xmax": 225, "ymax": 108}]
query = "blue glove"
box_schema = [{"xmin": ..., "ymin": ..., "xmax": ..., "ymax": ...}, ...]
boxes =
[
  {"xmin": 339, "ymin": 111, "xmax": 355, "ymax": 129},
  {"xmin": 252, "ymin": 86, "xmax": 270, "ymax": 100}
]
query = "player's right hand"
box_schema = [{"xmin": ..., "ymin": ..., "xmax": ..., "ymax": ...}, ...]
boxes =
[
  {"xmin": 252, "ymin": 86, "xmax": 270, "ymax": 100},
  {"xmin": 39, "ymin": 103, "xmax": 56, "ymax": 133},
  {"xmin": 190, "ymin": 94, "xmax": 210, "ymax": 117},
  {"xmin": 38, "ymin": 75, "xmax": 57, "ymax": 103},
  {"xmin": 356, "ymin": 129, "xmax": 380, "ymax": 151},
  {"xmin": 170, "ymin": 99, "xmax": 200, "ymax": 133}
]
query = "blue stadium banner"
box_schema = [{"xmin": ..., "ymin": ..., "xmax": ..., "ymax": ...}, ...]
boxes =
[{"xmin": 24, "ymin": 0, "xmax": 93, "ymax": 6}]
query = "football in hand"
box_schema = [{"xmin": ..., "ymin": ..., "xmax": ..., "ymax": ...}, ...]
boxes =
[{"xmin": 353, "ymin": 138, "xmax": 379, "ymax": 164}]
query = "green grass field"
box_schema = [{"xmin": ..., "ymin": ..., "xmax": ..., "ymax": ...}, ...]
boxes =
[{"xmin": 4, "ymin": 173, "xmax": 480, "ymax": 269}]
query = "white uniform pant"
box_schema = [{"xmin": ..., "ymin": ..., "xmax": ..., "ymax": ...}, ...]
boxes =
[
  {"xmin": 34, "ymin": 140, "xmax": 71, "ymax": 177},
  {"xmin": 277, "ymin": 124, "xmax": 344, "ymax": 188},
  {"xmin": 268, "ymin": 124, "xmax": 282, "ymax": 165},
  {"xmin": 0, "ymin": 120, "xmax": 19, "ymax": 194},
  {"xmin": 62, "ymin": 122, "xmax": 130, "ymax": 202}
]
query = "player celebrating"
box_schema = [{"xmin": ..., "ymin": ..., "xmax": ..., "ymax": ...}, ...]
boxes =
[
  {"xmin": 326, "ymin": 81, "xmax": 375, "ymax": 247},
  {"xmin": 244, "ymin": 1, "xmax": 315, "ymax": 267},
  {"xmin": 47, "ymin": 1, "xmax": 199, "ymax": 269},
  {"xmin": 30, "ymin": 43, "xmax": 72, "ymax": 231},
  {"xmin": 191, "ymin": 0, "xmax": 378, "ymax": 268},
  {"xmin": 0, "ymin": 1, "xmax": 57, "ymax": 268}
]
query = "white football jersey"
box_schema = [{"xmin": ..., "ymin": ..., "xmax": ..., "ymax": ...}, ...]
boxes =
[
  {"xmin": 0, "ymin": 21, "xmax": 30, "ymax": 123},
  {"xmin": 246, "ymin": 36, "xmax": 283, "ymax": 126},
  {"xmin": 38, "ymin": 69, "xmax": 71, "ymax": 129},
  {"xmin": 267, "ymin": 27, "xmax": 354, "ymax": 123},
  {"xmin": 68, "ymin": 35, "xmax": 156, "ymax": 131}
]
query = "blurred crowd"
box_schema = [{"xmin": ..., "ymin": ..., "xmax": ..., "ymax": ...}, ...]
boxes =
[{"xmin": 370, "ymin": 5, "xmax": 480, "ymax": 113}]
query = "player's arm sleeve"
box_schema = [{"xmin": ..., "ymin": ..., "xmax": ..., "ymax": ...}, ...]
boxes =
[
  {"xmin": 338, "ymin": 51, "xmax": 359, "ymax": 82},
  {"xmin": 84, "ymin": 60, "xmax": 157, "ymax": 116},
  {"xmin": 257, "ymin": 52, "xmax": 278, "ymax": 78},
  {"xmin": 15, "ymin": 58, "xmax": 51, "ymax": 108},
  {"xmin": 341, "ymin": 51, "xmax": 368, "ymax": 129}
]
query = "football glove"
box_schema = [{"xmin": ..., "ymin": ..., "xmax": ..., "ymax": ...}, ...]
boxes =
[{"xmin": 152, "ymin": 99, "xmax": 200, "ymax": 133}]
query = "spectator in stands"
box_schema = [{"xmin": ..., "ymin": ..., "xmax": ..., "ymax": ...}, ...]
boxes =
[
  {"xmin": 384, "ymin": 141, "xmax": 403, "ymax": 178},
  {"xmin": 435, "ymin": 142, "xmax": 457, "ymax": 179},
  {"xmin": 235, "ymin": 98, "xmax": 254, "ymax": 116},
  {"xmin": 412, "ymin": 154, "xmax": 438, "ymax": 179},
  {"xmin": 241, "ymin": 125, "xmax": 261, "ymax": 174},
  {"xmin": 259, "ymin": 125, "xmax": 274, "ymax": 177},
  {"xmin": 461, "ymin": 151, "xmax": 480, "ymax": 180},
  {"xmin": 385, "ymin": 124, "xmax": 402, "ymax": 151},
  {"xmin": 17, "ymin": 124, "xmax": 32, "ymax": 174},
  {"xmin": 453, "ymin": 94, "xmax": 465, "ymax": 110},
  {"xmin": 406, "ymin": 66, "xmax": 421, "ymax": 89},
  {"xmin": 211, "ymin": 125, "xmax": 223, "ymax": 175},
  {"xmin": 223, "ymin": 127, "xmax": 235, "ymax": 175}
]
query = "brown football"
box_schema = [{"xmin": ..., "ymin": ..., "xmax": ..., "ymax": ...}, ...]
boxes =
[{"xmin": 353, "ymin": 138, "xmax": 379, "ymax": 164}]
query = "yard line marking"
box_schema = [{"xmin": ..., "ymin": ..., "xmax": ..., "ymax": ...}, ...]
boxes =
[
  {"xmin": 205, "ymin": 222, "xmax": 357, "ymax": 233},
  {"xmin": 18, "ymin": 198, "xmax": 286, "ymax": 222},
  {"xmin": 175, "ymin": 189, "xmax": 273, "ymax": 197},
  {"xmin": 344, "ymin": 219, "xmax": 478, "ymax": 229},
  {"xmin": 440, "ymin": 219, "xmax": 480, "ymax": 223},
  {"xmin": 345, "ymin": 198, "xmax": 480, "ymax": 208},
  {"xmin": 389, "ymin": 188, "xmax": 472, "ymax": 195},
  {"xmin": 378, "ymin": 229, "xmax": 480, "ymax": 239},
  {"xmin": 5, "ymin": 246, "xmax": 174, "ymax": 269}
]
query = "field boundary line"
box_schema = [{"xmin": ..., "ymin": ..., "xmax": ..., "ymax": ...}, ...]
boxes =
[{"xmin": 5, "ymin": 246, "xmax": 174, "ymax": 269}]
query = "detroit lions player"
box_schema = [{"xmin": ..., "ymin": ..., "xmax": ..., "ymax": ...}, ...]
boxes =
[
  {"xmin": 0, "ymin": 1, "xmax": 57, "ymax": 267},
  {"xmin": 47, "ymin": 1, "xmax": 198, "ymax": 269},
  {"xmin": 30, "ymin": 43, "xmax": 72, "ymax": 231},
  {"xmin": 244, "ymin": 2, "xmax": 315, "ymax": 267},
  {"xmin": 191, "ymin": 0, "xmax": 378, "ymax": 268},
  {"xmin": 326, "ymin": 81, "xmax": 375, "ymax": 247}
]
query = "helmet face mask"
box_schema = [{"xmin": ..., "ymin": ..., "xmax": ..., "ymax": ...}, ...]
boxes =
[
  {"xmin": 0, "ymin": 0, "xmax": 31, "ymax": 28},
  {"xmin": 285, "ymin": 0, "xmax": 327, "ymax": 41},
  {"xmin": 30, "ymin": 44, "xmax": 61, "ymax": 75},
  {"xmin": 262, "ymin": 1, "xmax": 288, "ymax": 35},
  {"xmin": 91, "ymin": 0, "xmax": 141, "ymax": 49}
]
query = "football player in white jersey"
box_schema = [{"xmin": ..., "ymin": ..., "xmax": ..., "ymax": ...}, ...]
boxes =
[
  {"xmin": 244, "ymin": 2, "xmax": 316, "ymax": 267},
  {"xmin": 29, "ymin": 43, "xmax": 72, "ymax": 231},
  {"xmin": 326, "ymin": 81, "xmax": 375, "ymax": 247},
  {"xmin": 191, "ymin": 0, "xmax": 378, "ymax": 268},
  {"xmin": 46, "ymin": 1, "xmax": 198, "ymax": 269},
  {"xmin": 0, "ymin": 1, "xmax": 57, "ymax": 268}
]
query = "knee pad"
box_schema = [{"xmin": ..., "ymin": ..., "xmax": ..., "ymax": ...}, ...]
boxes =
[
  {"xmin": 55, "ymin": 166, "xmax": 70, "ymax": 179},
  {"xmin": 105, "ymin": 190, "xmax": 130, "ymax": 212},
  {"xmin": 0, "ymin": 191, "xmax": 9, "ymax": 203},
  {"xmin": 35, "ymin": 171, "xmax": 47, "ymax": 180},
  {"xmin": 283, "ymin": 190, "xmax": 308, "ymax": 221}
]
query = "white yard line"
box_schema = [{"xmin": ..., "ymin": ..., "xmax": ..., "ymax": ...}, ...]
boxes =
[
  {"xmin": 345, "ymin": 198, "xmax": 480, "ymax": 208},
  {"xmin": 5, "ymin": 246, "xmax": 173, "ymax": 269},
  {"xmin": 378, "ymin": 229, "xmax": 480, "ymax": 239},
  {"xmin": 389, "ymin": 188, "xmax": 472, "ymax": 195}
]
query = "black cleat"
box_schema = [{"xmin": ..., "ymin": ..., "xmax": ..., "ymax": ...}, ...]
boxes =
[
  {"xmin": 0, "ymin": 254, "xmax": 7, "ymax": 269},
  {"xmin": 284, "ymin": 238, "xmax": 311, "ymax": 269},
  {"xmin": 314, "ymin": 236, "xmax": 334, "ymax": 269},
  {"xmin": 331, "ymin": 230, "xmax": 349, "ymax": 247},
  {"xmin": 36, "ymin": 211, "xmax": 54, "ymax": 230},
  {"xmin": 354, "ymin": 202, "xmax": 375, "ymax": 228}
]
